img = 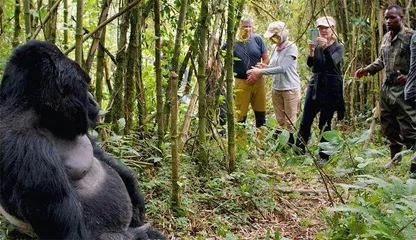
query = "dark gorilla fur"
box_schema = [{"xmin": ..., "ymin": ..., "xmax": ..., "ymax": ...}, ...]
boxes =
[{"xmin": 0, "ymin": 41, "xmax": 165, "ymax": 240}]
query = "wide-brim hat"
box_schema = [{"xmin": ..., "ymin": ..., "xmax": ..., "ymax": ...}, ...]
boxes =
[
  {"xmin": 264, "ymin": 21, "xmax": 287, "ymax": 39},
  {"xmin": 316, "ymin": 16, "xmax": 336, "ymax": 27}
]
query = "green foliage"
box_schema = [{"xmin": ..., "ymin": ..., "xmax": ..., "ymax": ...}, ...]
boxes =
[{"xmin": 324, "ymin": 176, "xmax": 416, "ymax": 239}]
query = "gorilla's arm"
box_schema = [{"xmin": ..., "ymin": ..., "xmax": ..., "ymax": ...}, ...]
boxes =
[
  {"xmin": 0, "ymin": 131, "xmax": 89, "ymax": 239},
  {"xmin": 90, "ymin": 139, "xmax": 146, "ymax": 227}
]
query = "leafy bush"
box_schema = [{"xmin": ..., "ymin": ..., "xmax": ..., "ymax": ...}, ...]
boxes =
[{"xmin": 324, "ymin": 176, "xmax": 416, "ymax": 239}]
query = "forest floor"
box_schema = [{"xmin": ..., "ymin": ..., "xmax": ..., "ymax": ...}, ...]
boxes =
[
  {"xmin": 142, "ymin": 130, "xmax": 374, "ymax": 239},
  {"xmin": 1, "ymin": 122, "xmax": 414, "ymax": 240},
  {"xmin": 228, "ymin": 172, "xmax": 333, "ymax": 240},
  {"xmin": 143, "ymin": 122, "xmax": 415, "ymax": 239}
]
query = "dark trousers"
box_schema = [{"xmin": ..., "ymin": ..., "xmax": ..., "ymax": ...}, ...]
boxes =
[
  {"xmin": 296, "ymin": 87, "xmax": 336, "ymax": 160},
  {"xmin": 380, "ymin": 84, "xmax": 416, "ymax": 156}
]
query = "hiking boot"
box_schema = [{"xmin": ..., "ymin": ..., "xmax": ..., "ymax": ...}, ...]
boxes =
[{"xmin": 385, "ymin": 145, "xmax": 403, "ymax": 169}]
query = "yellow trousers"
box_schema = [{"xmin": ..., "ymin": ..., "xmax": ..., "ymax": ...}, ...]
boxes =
[{"xmin": 234, "ymin": 77, "xmax": 266, "ymax": 122}]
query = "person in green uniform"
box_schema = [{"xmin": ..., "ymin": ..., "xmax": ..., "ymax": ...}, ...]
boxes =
[{"xmin": 356, "ymin": 5, "xmax": 416, "ymax": 174}]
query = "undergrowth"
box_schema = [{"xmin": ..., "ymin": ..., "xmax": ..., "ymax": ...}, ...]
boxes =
[{"xmin": 1, "ymin": 118, "xmax": 416, "ymax": 239}]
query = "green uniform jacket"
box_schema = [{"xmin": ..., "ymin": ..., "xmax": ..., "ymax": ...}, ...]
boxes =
[
  {"xmin": 365, "ymin": 26, "xmax": 416, "ymax": 152},
  {"xmin": 366, "ymin": 26, "xmax": 414, "ymax": 84}
]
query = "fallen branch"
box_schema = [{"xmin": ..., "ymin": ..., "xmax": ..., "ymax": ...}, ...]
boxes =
[
  {"xmin": 364, "ymin": 102, "xmax": 379, "ymax": 149},
  {"xmin": 395, "ymin": 214, "xmax": 416, "ymax": 236},
  {"xmin": 276, "ymin": 187, "xmax": 333, "ymax": 195}
]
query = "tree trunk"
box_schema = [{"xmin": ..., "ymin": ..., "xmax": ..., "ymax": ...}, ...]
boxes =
[
  {"xmin": 63, "ymin": 0, "xmax": 68, "ymax": 49},
  {"xmin": 95, "ymin": 28, "xmax": 106, "ymax": 106},
  {"xmin": 75, "ymin": 0, "xmax": 83, "ymax": 65},
  {"xmin": 225, "ymin": 0, "xmax": 237, "ymax": 172},
  {"xmin": 197, "ymin": 0, "xmax": 208, "ymax": 174},
  {"xmin": 169, "ymin": 0, "xmax": 188, "ymax": 209},
  {"xmin": 154, "ymin": 0, "xmax": 163, "ymax": 148},
  {"xmin": 206, "ymin": 0, "xmax": 225, "ymax": 128},
  {"xmin": 13, "ymin": 0, "xmax": 21, "ymax": 48},
  {"xmin": 124, "ymin": 2, "xmax": 139, "ymax": 134},
  {"xmin": 30, "ymin": 0, "xmax": 61, "ymax": 41},
  {"xmin": 179, "ymin": 82, "xmax": 198, "ymax": 152},
  {"xmin": 63, "ymin": 0, "xmax": 142, "ymax": 55},
  {"xmin": 23, "ymin": 0, "xmax": 31, "ymax": 40},
  {"xmin": 349, "ymin": 0, "xmax": 357, "ymax": 126},
  {"xmin": 136, "ymin": 1, "xmax": 146, "ymax": 130},
  {"xmin": 405, "ymin": 0, "xmax": 413, "ymax": 27},
  {"xmin": 109, "ymin": 0, "xmax": 130, "ymax": 133},
  {"xmin": 0, "ymin": 0, "xmax": 3, "ymax": 34},
  {"xmin": 85, "ymin": 0, "xmax": 112, "ymax": 73},
  {"xmin": 370, "ymin": 0, "xmax": 378, "ymax": 108},
  {"xmin": 31, "ymin": 0, "xmax": 40, "ymax": 34},
  {"xmin": 46, "ymin": 0, "xmax": 57, "ymax": 43},
  {"xmin": 377, "ymin": 2, "xmax": 384, "ymax": 91}
]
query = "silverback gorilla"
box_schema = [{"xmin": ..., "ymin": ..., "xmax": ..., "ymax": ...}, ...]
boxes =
[{"xmin": 0, "ymin": 41, "xmax": 166, "ymax": 240}]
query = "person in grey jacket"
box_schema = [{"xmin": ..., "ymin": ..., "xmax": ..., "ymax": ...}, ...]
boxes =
[{"xmin": 247, "ymin": 21, "xmax": 301, "ymax": 144}]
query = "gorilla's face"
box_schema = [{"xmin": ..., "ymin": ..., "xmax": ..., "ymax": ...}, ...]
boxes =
[{"xmin": 87, "ymin": 92, "xmax": 100, "ymax": 128}]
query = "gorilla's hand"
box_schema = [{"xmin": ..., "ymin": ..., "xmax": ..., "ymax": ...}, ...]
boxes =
[{"xmin": 131, "ymin": 223, "xmax": 167, "ymax": 240}]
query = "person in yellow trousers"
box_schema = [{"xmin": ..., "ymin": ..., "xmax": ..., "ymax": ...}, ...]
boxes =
[{"xmin": 222, "ymin": 17, "xmax": 270, "ymax": 145}]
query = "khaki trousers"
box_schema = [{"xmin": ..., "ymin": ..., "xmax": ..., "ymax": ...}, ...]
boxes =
[{"xmin": 272, "ymin": 88, "xmax": 301, "ymax": 130}]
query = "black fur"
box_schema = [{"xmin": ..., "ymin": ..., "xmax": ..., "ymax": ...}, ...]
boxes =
[{"xmin": 0, "ymin": 41, "xmax": 165, "ymax": 240}]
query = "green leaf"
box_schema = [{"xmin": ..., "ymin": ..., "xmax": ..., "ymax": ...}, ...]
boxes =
[
  {"xmin": 278, "ymin": 129, "xmax": 290, "ymax": 146},
  {"xmin": 109, "ymin": 135, "xmax": 122, "ymax": 142},
  {"xmin": 357, "ymin": 129, "xmax": 371, "ymax": 143},
  {"xmin": 322, "ymin": 130, "xmax": 340, "ymax": 143},
  {"xmin": 362, "ymin": 149, "xmax": 384, "ymax": 158},
  {"xmin": 146, "ymin": 156, "xmax": 162, "ymax": 163},
  {"xmin": 329, "ymin": 205, "xmax": 367, "ymax": 213},
  {"xmin": 284, "ymin": 157, "xmax": 297, "ymax": 167},
  {"xmin": 117, "ymin": 118, "xmax": 126, "ymax": 131},
  {"xmin": 274, "ymin": 229, "xmax": 280, "ymax": 240}
]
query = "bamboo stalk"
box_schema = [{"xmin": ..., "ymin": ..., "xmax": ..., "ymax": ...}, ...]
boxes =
[
  {"xmin": 30, "ymin": 0, "xmax": 61, "ymax": 40},
  {"xmin": 64, "ymin": 0, "xmax": 142, "ymax": 55}
]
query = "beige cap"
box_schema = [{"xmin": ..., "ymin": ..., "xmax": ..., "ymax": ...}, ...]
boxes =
[
  {"xmin": 264, "ymin": 21, "xmax": 288, "ymax": 39},
  {"xmin": 316, "ymin": 16, "xmax": 336, "ymax": 27}
]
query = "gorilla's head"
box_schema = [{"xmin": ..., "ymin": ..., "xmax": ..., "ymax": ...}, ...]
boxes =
[{"xmin": 0, "ymin": 40, "xmax": 98, "ymax": 139}]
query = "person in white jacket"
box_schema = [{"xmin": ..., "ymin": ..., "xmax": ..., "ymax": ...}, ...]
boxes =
[{"xmin": 247, "ymin": 21, "xmax": 301, "ymax": 144}]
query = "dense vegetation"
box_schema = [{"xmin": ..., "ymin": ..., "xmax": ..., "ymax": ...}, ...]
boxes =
[{"xmin": 1, "ymin": 0, "xmax": 416, "ymax": 239}]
